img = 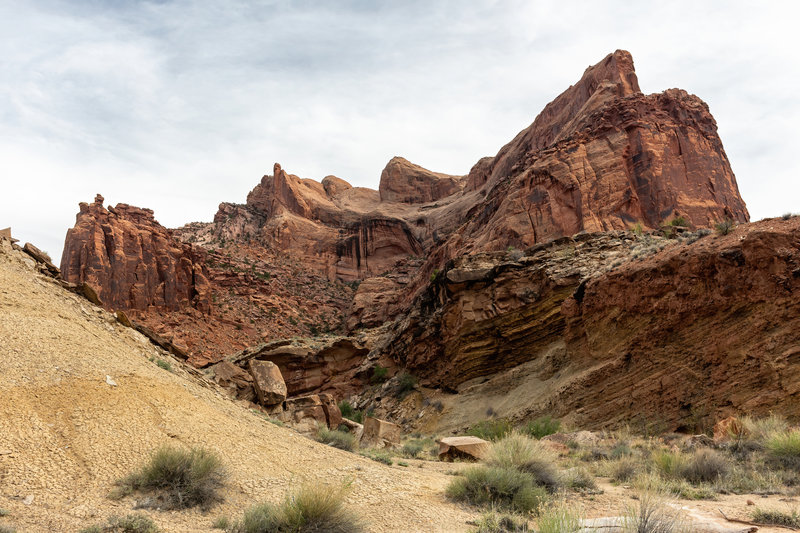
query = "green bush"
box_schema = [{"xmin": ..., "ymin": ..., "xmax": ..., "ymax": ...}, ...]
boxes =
[
  {"xmin": 113, "ymin": 446, "xmax": 225, "ymax": 510},
  {"xmin": 714, "ymin": 218, "xmax": 735, "ymax": 235},
  {"xmin": 338, "ymin": 401, "xmax": 363, "ymax": 424},
  {"xmin": 401, "ymin": 441, "xmax": 426, "ymax": 458},
  {"xmin": 446, "ymin": 466, "xmax": 547, "ymax": 514},
  {"xmin": 669, "ymin": 216, "xmax": 688, "ymax": 227},
  {"xmin": 651, "ymin": 451, "xmax": 685, "ymax": 480},
  {"xmin": 467, "ymin": 419, "xmax": 513, "ymax": 441},
  {"xmin": 766, "ymin": 429, "xmax": 800, "ymax": 469},
  {"xmin": 155, "ymin": 359, "xmax": 172, "ymax": 372},
  {"xmin": 485, "ymin": 433, "xmax": 561, "ymax": 491},
  {"xmin": 316, "ymin": 427, "xmax": 357, "ymax": 452},
  {"xmin": 523, "ymin": 416, "xmax": 560, "ymax": 439},
  {"xmin": 79, "ymin": 514, "xmax": 159, "ymax": 533},
  {"xmin": 371, "ymin": 365, "xmax": 388, "ymax": 384},
  {"xmin": 233, "ymin": 483, "xmax": 365, "ymax": 533}
]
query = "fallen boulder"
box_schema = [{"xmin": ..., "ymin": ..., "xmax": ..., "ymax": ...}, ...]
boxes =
[
  {"xmin": 248, "ymin": 360, "xmax": 287, "ymax": 406},
  {"xmin": 437, "ymin": 436, "xmax": 490, "ymax": 461},
  {"xmin": 362, "ymin": 416, "xmax": 401, "ymax": 448}
]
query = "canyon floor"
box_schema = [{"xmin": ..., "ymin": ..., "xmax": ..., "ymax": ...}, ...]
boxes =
[{"xmin": 0, "ymin": 240, "xmax": 793, "ymax": 533}]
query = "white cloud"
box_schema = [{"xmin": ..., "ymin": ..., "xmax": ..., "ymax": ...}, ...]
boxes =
[{"xmin": 1, "ymin": 0, "xmax": 798, "ymax": 260}]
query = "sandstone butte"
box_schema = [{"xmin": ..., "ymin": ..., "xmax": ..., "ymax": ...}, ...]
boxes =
[{"xmin": 55, "ymin": 49, "xmax": 798, "ymax": 434}]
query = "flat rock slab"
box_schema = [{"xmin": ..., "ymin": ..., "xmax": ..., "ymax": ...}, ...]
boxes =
[{"xmin": 437, "ymin": 436, "xmax": 490, "ymax": 461}]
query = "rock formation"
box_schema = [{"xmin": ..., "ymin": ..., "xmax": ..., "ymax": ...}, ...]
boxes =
[
  {"xmin": 369, "ymin": 217, "xmax": 800, "ymax": 432},
  {"xmin": 58, "ymin": 50, "xmax": 776, "ymax": 435},
  {"xmin": 60, "ymin": 194, "xmax": 211, "ymax": 313}
]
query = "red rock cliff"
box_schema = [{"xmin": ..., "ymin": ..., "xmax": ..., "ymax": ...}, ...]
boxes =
[{"xmin": 60, "ymin": 195, "xmax": 211, "ymax": 312}]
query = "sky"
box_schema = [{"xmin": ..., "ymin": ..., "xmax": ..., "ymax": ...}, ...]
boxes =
[{"xmin": 1, "ymin": 0, "xmax": 798, "ymax": 261}]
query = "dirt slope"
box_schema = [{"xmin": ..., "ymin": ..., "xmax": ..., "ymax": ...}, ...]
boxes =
[{"xmin": 0, "ymin": 241, "xmax": 475, "ymax": 532}]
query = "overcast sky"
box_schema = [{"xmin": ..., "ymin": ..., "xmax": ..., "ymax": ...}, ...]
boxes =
[{"xmin": 1, "ymin": 0, "xmax": 798, "ymax": 260}]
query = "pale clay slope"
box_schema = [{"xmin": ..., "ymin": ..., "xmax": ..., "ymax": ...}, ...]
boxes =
[{"xmin": 0, "ymin": 243, "xmax": 476, "ymax": 533}]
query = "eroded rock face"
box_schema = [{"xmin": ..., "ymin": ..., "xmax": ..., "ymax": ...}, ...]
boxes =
[
  {"xmin": 378, "ymin": 217, "xmax": 800, "ymax": 432},
  {"xmin": 230, "ymin": 336, "xmax": 371, "ymax": 398},
  {"xmin": 60, "ymin": 195, "xmax": 211, "ymax": 313}
]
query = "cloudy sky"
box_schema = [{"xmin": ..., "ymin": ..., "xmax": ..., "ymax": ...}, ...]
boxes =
[{"xmin": 1, "ymin": 0, "xmax": 798, "ymax": 260}]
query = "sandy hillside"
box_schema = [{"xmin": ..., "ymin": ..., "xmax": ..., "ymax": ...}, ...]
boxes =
[{"xmin": 0, "ymin": 241, "xmax": 477, "ymax": 533}]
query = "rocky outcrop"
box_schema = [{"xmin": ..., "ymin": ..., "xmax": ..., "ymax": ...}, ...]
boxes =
[
  {"xmin": 374, "ymin": 217, "xmax": 800, "ymax": 433},
  {"xmin": 60, "ymin": 195, "xmax": 211, "ymax": 313},
  {"xmin": 379, "ymin": 157, "xmax": 463, "ymax": 204},
  {"xmin": 229, "ymin": 336, "xmax": 371, "ymax": 398}
]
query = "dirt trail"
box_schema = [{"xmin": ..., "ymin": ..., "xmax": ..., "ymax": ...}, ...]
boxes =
[{"xmin": 0, "ymin": 243, "xmax": 476, "ymax": 532}]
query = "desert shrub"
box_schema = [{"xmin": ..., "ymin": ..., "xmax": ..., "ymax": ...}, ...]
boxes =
[
  {"xmin": 563, "ymin": 467, "xmax": 597, "ymax": 491},
  {"xmin": 714, "ymin": 218, "xmax": 735, "ymax": 235},
  {"xmin": 742, "ymin": 414, "xmax": 788, "ymax": 442},
  {"xmin": 766, "ymin": 429, "xmax": 800, "ymax": 470},
  {"xmin": 0, "ymin": 527, "xmax": 16, "ymax": 533},
  {"xmin": 680, "ymin": 448, "xmax": 729, "ymax": 483},
  {"xmin": 611, "ymin": 458, "xmax": 640, "ymax": 483},
  {"xmin": 155, "ymin": 359, "xmax": 172, "ymax": 372},
  {"xmin": 669, "ymin": 216, "xmax": 688, "ymax": 227},
  {"xmin": 473, "ymin": 510, "xmax": 529, "ymax": 532},
  {"xmin": 211, "ymin": 515, "xmax": 230, "ymax": 530},
  {"xmin": 233, "ymin": 482, "xmax": 365, "ymax": 533},
  {"xmin": 610, "ymin": 443, "xmax": 633, "ymax": 459},
  {"xmin": 396, "ymin": 372, "xmax": 417, "ymax": 396},
  {"xmin": 632, "ymin": 222, "xmax": 644, "ymax": 236},
  {"xmin": 622, "ymin": 491, "xmax": 684, "ymax": 533},
  {"xmin": 401, "ymin": 440, "xmax": 426, "ymax": 458},
  {"xmin": 536, "ymin": 501, "xmax": 582, "ymax": 533},
  {"xmin": 446, "ymin": 466, "xmax": 547, "ymax": 513},
  {"xmin": 523, "ymin": 416, "xmax": 560, "ymax": 439},
  {"xmin": 360, "ymin": 449, "xmax": 392, "ymax": 465},
  {"xmin": 751, "ymin": 507, "xmax": 800, "ymax": 527},
  {"xmin": 0, "ymin": 509, "xmax": 8, "ymax": 516},
  {"xmin": 371, "ymin": 365, "xmax": 388, "ymax": 384},
  {"xmin": 485, "ymin": 433, "xmax": 561, "ymax": 491},
  {"xmin": 316, "ymin": 427, "xmax": 357, "ymax": 452},
  {"xmin": 113, "ymin": 446, "xmax": 225, "ymax": 510},
  {"xmin": 80, "ymin": 514, "xmax": 159, "ymax": 533},
  {"xmin": 781, "ymin": 212, "xmax": 794, "ymax": 221},
  {"xmin": 651, "ymin": 451, "xmax": 686, "ymax": 480},
  {"xmin": 337, "ymin": 401, "xmax": 363, "ymax": 424},
  {"xmin": 467, "ymin": 419, "xmax": 513, "ymax": 441}
]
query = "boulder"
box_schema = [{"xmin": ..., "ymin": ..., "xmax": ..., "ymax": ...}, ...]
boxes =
[
  {"xmin": 361, "ymin": 416, "xmax": 401, "ymax": 448},
  {"xmin": 23, "ymin": 242, "xmax": 60, "ymax": 275},
  {"xmin": 437, "ymin": 436, "xmax": 490, "ymax": 461},
  {"xmin": 248, "ymin": 360, "xmax": 287, "ymax": 406},
  {"xmin": 282, "ymin": 395, "xmax": 327, "ymax": 434},
  {"xmin": 319, "ymin": 393, "xmax": 343, "ymax": 429},
  {"xmin": 211, "ymin": 361, "xmax": 255, "ymax": 402}
]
